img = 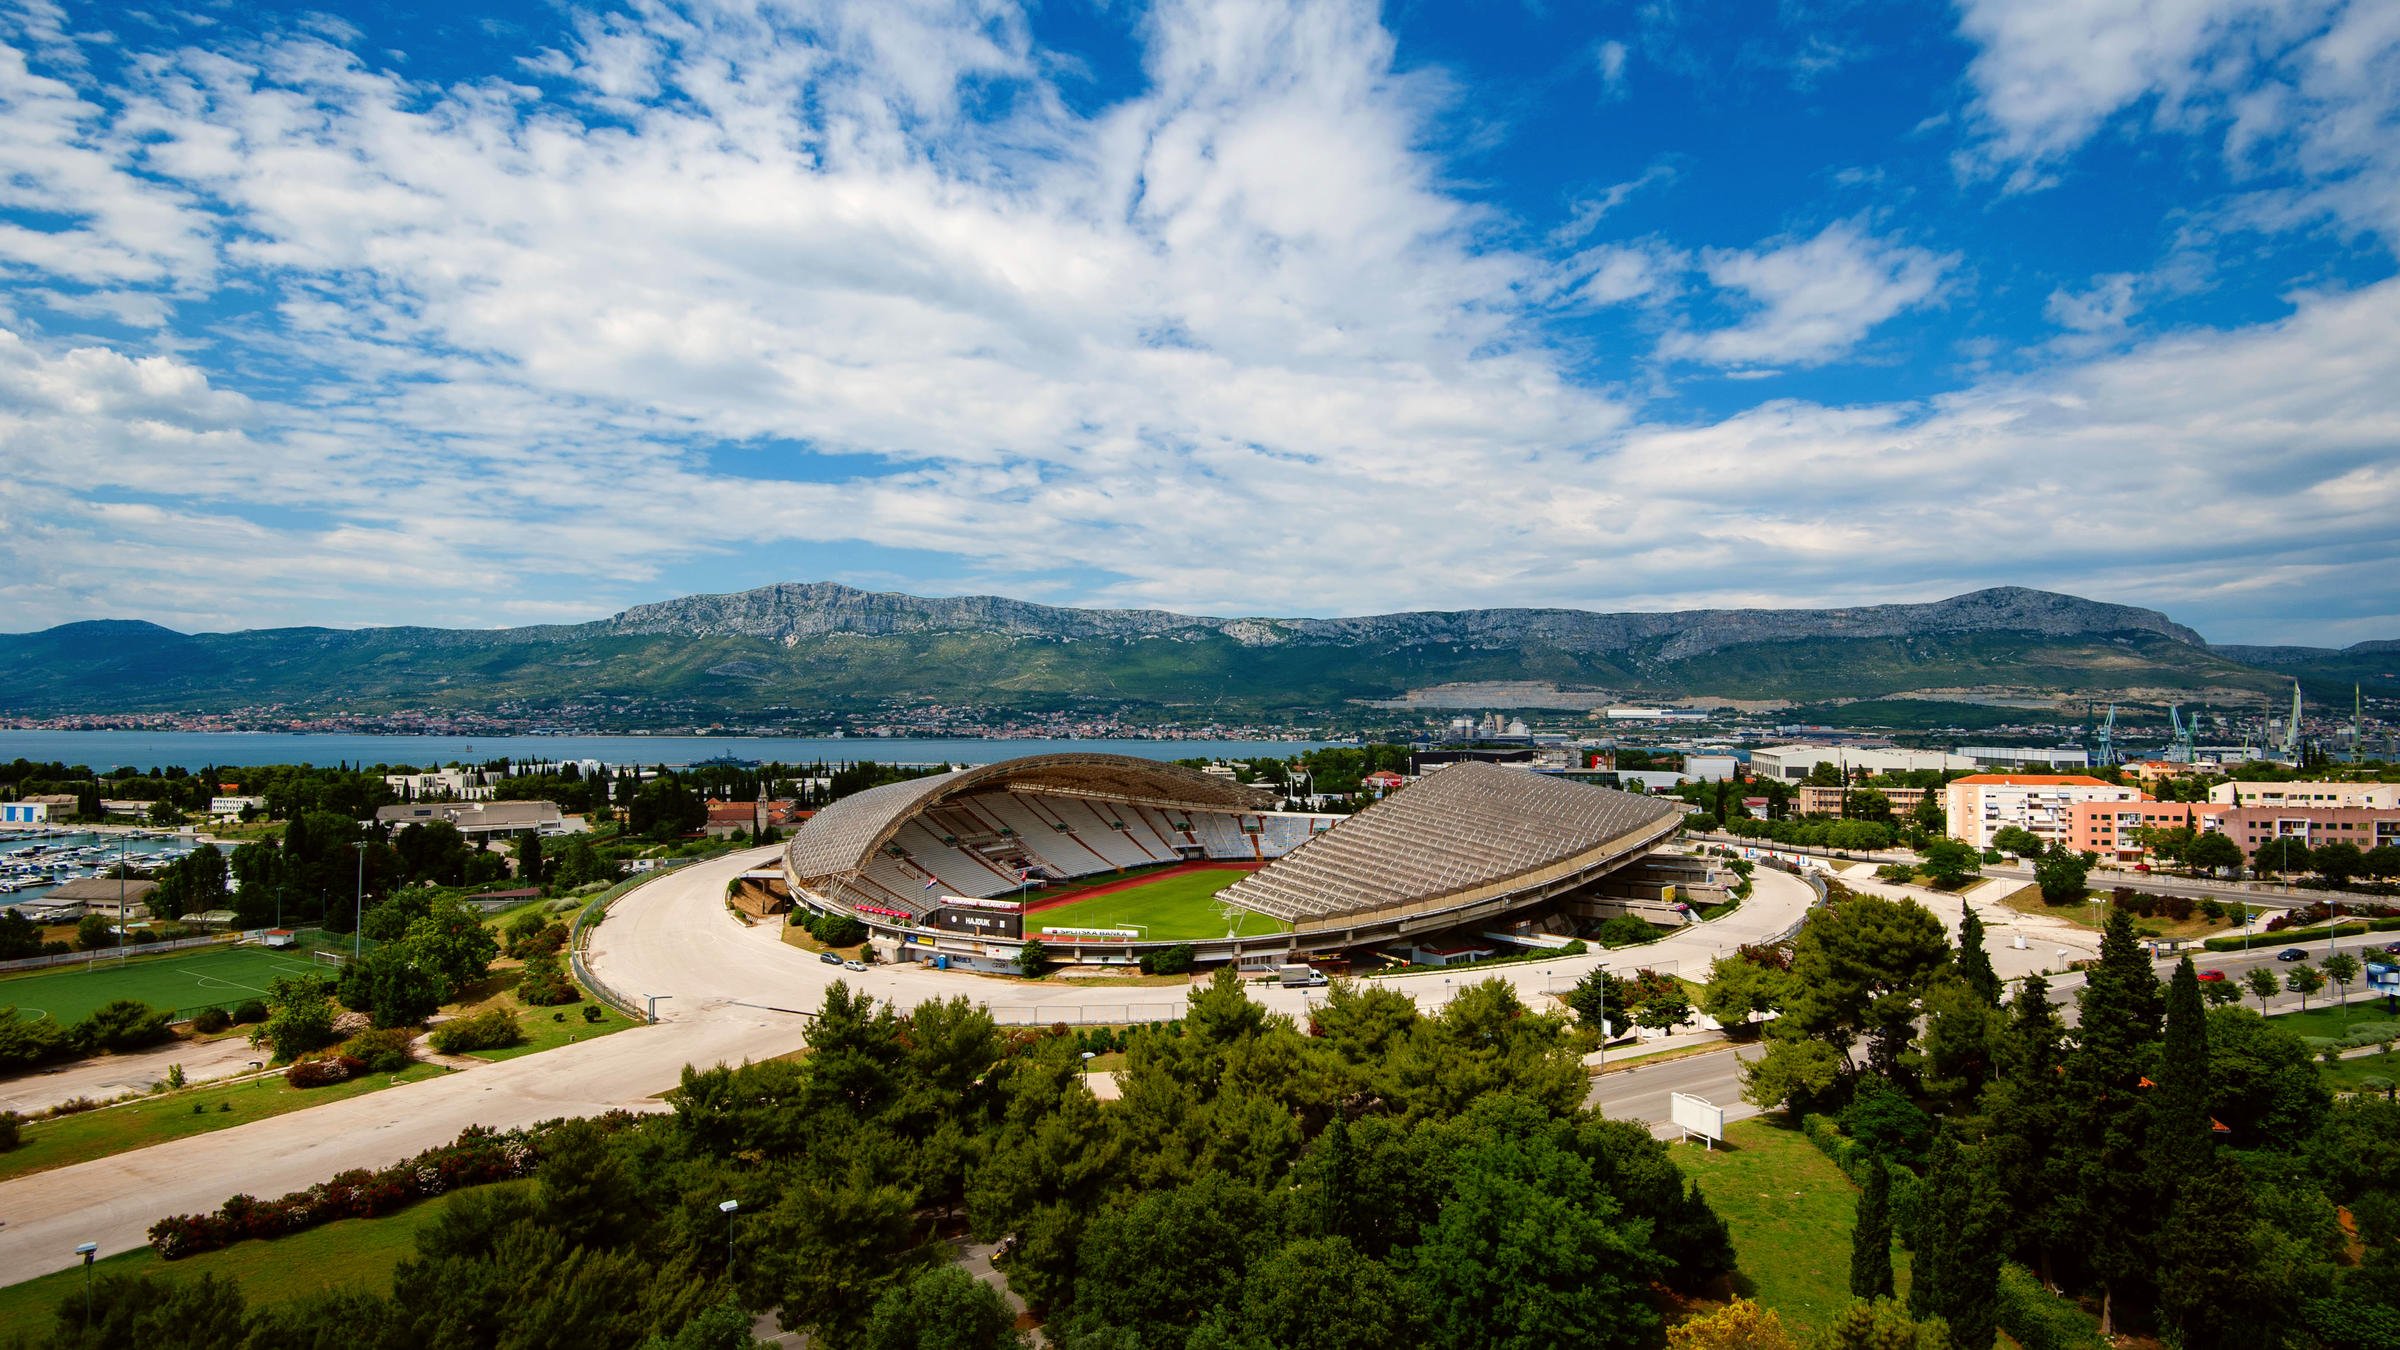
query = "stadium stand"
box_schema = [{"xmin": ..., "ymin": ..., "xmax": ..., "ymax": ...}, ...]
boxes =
[
  {"xmin": 1216, "ymin": 763, "xmax": 1682, "ymax": 924},
  {"xmin": 784, "ymin": 756, "xmax": 1277, "ymax": 911}
]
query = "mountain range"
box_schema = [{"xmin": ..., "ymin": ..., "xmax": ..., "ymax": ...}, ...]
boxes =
[{"xmin": 2, "ymin": 583, "xmax": 2390, "ymax": 727}]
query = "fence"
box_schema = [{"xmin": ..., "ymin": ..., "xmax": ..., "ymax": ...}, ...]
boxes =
[
  {"xmin": 985, "ymin": 1002, "xmax": 1187, "ymax": 1027},
  {"xmin": 0, "ymin": 932, "xmax": 230, "ymax": 976}
]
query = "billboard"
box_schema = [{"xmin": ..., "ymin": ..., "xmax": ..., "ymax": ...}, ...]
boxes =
[
  {"xmin": 1670, "ymin": 1092, "xmax": 1726, "ymax": 1149},
  {"xmin": 928, "ymin": 905, "xmax": 1022, "ymax": 940},
  {"xmin": 1041, "ymin": 926, "xmax": 1140, "ymax": 940}
]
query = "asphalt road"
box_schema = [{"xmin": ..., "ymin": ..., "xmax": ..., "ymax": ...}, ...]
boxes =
[{"xmin": 1588, "ymin": 1043, "xmax": 1763, "ymax": 1139}]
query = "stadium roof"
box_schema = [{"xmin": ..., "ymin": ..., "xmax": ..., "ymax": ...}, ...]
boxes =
[
  {"xmin": 783, "ymin": 753, "xmax": 1273, "ymax": 885},
  {"xmin": 1218, "ymin": 763, "xmax": 1682, "ymax": 924}
]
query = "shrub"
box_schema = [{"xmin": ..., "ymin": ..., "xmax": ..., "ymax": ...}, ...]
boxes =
[
  {"xmin": 1995, "ymin": 1261, "xmax": 2107, "ymax": 1350},
  {"xmin": 147, "ymin": 1121, "xmax": 561, "ymax": 1259},
  {"xmin": 430, "ymin": 1008, "xmax": 524, "ymax": 1055},
  {"xmin": 76, "ymin": 999, "xmax": 176, "ymax": 1054},
  {"xmin": 1596, "ymin": 914, "xmax": 1661, "ymax": 947},
  {"xmin": 232, "ymin": 1000, "xmax": 268, "ymax": 1025},
  {"xmin": 581, "ymin": 1004, "xmax": 606, "ymax": 1024},
  {"xmin": 339, "ymin": 1027, "xmax": 417, "ymax": 1074},
  {"xmin": 505, "ymin": 919, "xmax": 568, "ymax": 960},
  {"xmin": 284, "ymin": 1055, "xmax": 364, "ymax": 1088},
  {"xmin": 516, "ymin": 950, "xmax": 580, "ymax": 1006},
  {"xmin": 1138, "ymin": 944, "xmax": 1196, "ymax": 976},
  {"xmin": 190, "ymin": 1007, "xmax": 232, "ymax": 1034},
  {"xmin": 0, "ymin": 1110, "xmax": 20, "ymax": 1151},
  {"xmin": 253, "ymin": 991, "xmax": 340, "ymax": 1063},
  {"xmin": 810, "ymin": 913, "xmax": 868, "ymax": 947},
  {"xmin": 0, "ymin": 1006, "xmax": 76, "ymax": 1073}
]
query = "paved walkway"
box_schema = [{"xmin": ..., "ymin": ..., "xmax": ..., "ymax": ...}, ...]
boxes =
[{"xmin": 0, "ymin": 1035, "xmax": 267, "ymax": 1117}]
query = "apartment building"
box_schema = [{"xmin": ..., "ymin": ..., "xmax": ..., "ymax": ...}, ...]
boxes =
[{"xmin": 1944, "ymin": 774, "xmax": 2140, "ymax": 849}]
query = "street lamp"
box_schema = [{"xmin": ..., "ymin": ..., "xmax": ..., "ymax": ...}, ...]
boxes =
[
  {"xmin": 75, "ymin": 1241, "xmax": 97, "ymax": 1327},
  {"xmin": 718, "ymin": 1199, "xmax": 739, "ymax": 1280},
  {"xmin": 352, "ymin": 841, "xmax": 367, "ymax": 961}
]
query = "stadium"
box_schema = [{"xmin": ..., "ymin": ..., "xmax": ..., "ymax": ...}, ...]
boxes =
[{"xmin": 778, "ymin": 752, "xmax": 1691, "ymax": 971}]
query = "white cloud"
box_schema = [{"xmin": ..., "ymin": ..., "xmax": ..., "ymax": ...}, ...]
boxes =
[
  {"xmin": 1659, "ymin": 221, "xmax": 1952, "ymax": 368},
  {"xmin": 2045, "ymin": 272, "xmax": 2142, "ymax": 332},
  {"xmin": 1954, "ymin": 0, "xmax": 2400, "ymax": 245},
  {"xmin": 0, "ymin": 1, "xmax": 2389, "ymax": 646},
  {"xmin": 1594, "ymin": 39, "xmax": 1628, "ymax": 95}
]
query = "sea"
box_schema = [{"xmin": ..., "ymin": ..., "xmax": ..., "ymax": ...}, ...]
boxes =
[{"xmin": 0, "ymin": 731, "xmax": 1340, "ymax": 773}]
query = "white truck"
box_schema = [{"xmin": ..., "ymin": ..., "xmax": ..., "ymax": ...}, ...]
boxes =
[{"xmin": 1277, "ymin": 963, "xmax": 1328, "ymax": 988}]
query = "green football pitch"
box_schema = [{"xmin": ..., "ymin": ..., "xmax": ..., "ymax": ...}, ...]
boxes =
[
  {"xmin": 1027, "ymin": 868, "xmax": 1289, "ymax": 941},
  {"xmin": 0, "ymin": 946, "xmax": 333, "ymax": 1024}
]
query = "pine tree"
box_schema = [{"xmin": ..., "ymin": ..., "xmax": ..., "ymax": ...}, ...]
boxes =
[
  {"xmin": 1850, "ymin": 1156, "xmax": 1895, "ymax": 1300},
  {"xmin": 1956, "ymin": 907, "xmax": 2001, "ymax": 1006},
  {"xmin": 1907, "ymin": 1129, "xmax": 2002, "ymax": 1350},
  {"xmin": 2062, "ymin": 907, "xmax": 2165, "ymax": 1334}
]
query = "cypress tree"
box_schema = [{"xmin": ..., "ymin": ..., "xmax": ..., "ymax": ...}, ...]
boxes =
[
  {"xmin": 1983, "ymin": 974, "xmax": 2071, "ymax": 1283},
  {"xmin": 1850, "ymin": 1155, "xmax": 1895, "ymax": 1300},
  {"xmin": 1908, "ymin": 1129, "xmax": 2003, "ymax": 1350},
  {"xmin": 2152, "ymin": 956, "xmax": 2214, "ymax": 1179},
  {"xmin": 2064, "ymin": 906, "xmax": 2165, "ymax": 1334},
  {"xmin": 1957, "ymin": 906, "xmax": 2001, "ymax": 1006}
]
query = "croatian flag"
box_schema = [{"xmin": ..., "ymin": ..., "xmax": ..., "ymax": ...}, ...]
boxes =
[
  {"xmin": 923, "ymin": 876, "xmax": 939, "ymax": 891},
  {"xmin": 1018, "ymin": 867, "xmax": 1034, "ymax": 882}
]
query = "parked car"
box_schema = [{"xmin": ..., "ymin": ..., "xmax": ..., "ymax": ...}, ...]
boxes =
[
  {"xmin": 2277, "ymin": 948, "xmax": 2309, "ymax": 962},
  {"xmin": 843, "ymin": 959, "xmax": 867, "ymax": 972},
  {"xmin": 2196, "ymin": 968, "xmax": 2227, "ymax": 982},
  {"xmin": 2381, "ymin": 941, "xmax": 2400, "ymax": 955},
  {"xmin": 818, "ymin": 950, "xmax": 843, "ymax": 965}
]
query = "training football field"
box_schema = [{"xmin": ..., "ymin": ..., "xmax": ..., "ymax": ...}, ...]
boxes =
[
  {"xmin": 1027, "ymin": 868, "xmax": 1289, "ymax": 941},
  {"xmin": 0, "ymin": 945, "xmax": 331, "ymax": 1024}
]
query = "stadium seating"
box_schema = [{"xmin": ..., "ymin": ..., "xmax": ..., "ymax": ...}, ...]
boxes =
[{"xmin": 1217, "ymin": 764, "xmax": 1681, "ymax": 923}]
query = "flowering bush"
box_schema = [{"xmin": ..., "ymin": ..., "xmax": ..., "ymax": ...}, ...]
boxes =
[
  {"xmin": 283, "ymin": 1054, "xmax": 365, "ymax": 1088},
  {"xmin": 148, "ymin": 1123, "xmax": 553, "ymax": 1259}
]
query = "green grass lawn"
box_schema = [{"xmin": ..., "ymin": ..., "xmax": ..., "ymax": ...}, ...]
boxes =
[
  {"xmin": 0, "ymin": 945, "xmax": 329, "ymax": 1023},
  {"xmin": 467, "ymin": 993, "xmax": 636, "ymax": 1062},
  {"xmin": 1029, "ymin": 869, "xmax": 1289, "ymax": 941},
  {"xmin": 0, "ymin": 1063, "xmax": 451, "ymax": 1185},
  {"xmin": 2264, "ymin": 997, "xmax": 2400, "ymax": 1039},
  {"xmin": 1669, "ymin": 1117, "xmax": 1906, "ymax": 1338},
  {"xmin": 0, "ymin": 1180, "xmax": 530, "ymax": 1330},
  {"xmin": 2323, "ymin": 1050, "xmax": 2400, "ymax": 1093}
]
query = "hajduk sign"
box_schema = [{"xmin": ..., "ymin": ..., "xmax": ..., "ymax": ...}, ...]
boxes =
[{"xmin": 1041, "ymin": 926, "xmax": 1141, "ymax": 941}]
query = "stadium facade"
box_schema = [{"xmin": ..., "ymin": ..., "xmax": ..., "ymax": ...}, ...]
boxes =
[{"xmin": 779, "ymin": 752, "xmax": 1685, "ymax": 968}]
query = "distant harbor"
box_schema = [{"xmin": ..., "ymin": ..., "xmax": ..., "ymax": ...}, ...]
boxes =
[
  {"xmin": 0, "ymin": 828, "xmax": 198, "ymax": 911},
  {"xmin": 0, "ymin": 731, "xmax": 1343, "ymax": 774}
]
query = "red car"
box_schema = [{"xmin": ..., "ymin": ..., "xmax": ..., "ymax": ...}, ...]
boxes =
[{"xmin": 2196, "ymin": 969, "xmax": 2227, "ymax": 983}]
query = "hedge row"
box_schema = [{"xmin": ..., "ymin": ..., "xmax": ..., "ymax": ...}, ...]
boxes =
[
  {"xmin": 147, "ymin": 1123, "xmax": 546, "ymax": 1259},
  {"xmin": 2202, "ymin": 917, "xmax": 2400, "ymax": 951},
  {"xmin": 1995, "ymin": 1262, "xmax": 2107, "ymax": 1350},
  {"xmin": 1798, "ymin": 1114, "xmax": 1922, "ymax": 1230}
]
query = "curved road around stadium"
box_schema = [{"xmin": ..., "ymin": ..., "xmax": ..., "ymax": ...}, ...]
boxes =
[{"xmin": 0, "ymin": 845, "xmax": 1818, "ymax": 1284}]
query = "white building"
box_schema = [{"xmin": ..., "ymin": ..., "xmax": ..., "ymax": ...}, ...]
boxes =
[
  {"xmin": 383, "ymin": 768, "xmax": 498, "ymax": 801},
  {"xmin": 2208, "ymin": 781, "xmax": 2400, "ymax": 810},
  {"xmin": 1943, "ymin": 774, "xmax": 2140, "ymax": 849},
  {"xmin": 1682, "ymin": 755, "xmax": 1741, "ymax": 782},
  {"xmin": 1957, "ymin": 746, "xmax": 2093, "ymax": 771},
  {"xmin": 209, "ymin": 795, "xmax": 266, "ymax": 818},
  {"xmin": 1, "ymin": 797, "xmax": 67, "ymax": 824},
  {"xmin": 1749, "ymin": 745, "xmax": 1979, "ymax": 782}
]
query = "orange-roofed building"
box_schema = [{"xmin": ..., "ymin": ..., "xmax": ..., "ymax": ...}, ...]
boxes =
[{"xmin": 1944, "ymin": 773, "xmax": 2143, "ymax": 849}]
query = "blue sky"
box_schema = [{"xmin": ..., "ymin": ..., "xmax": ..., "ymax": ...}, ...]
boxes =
[{"xmin": 0, "ymin": 0, "xmax": 2396, "ymax": 645}]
